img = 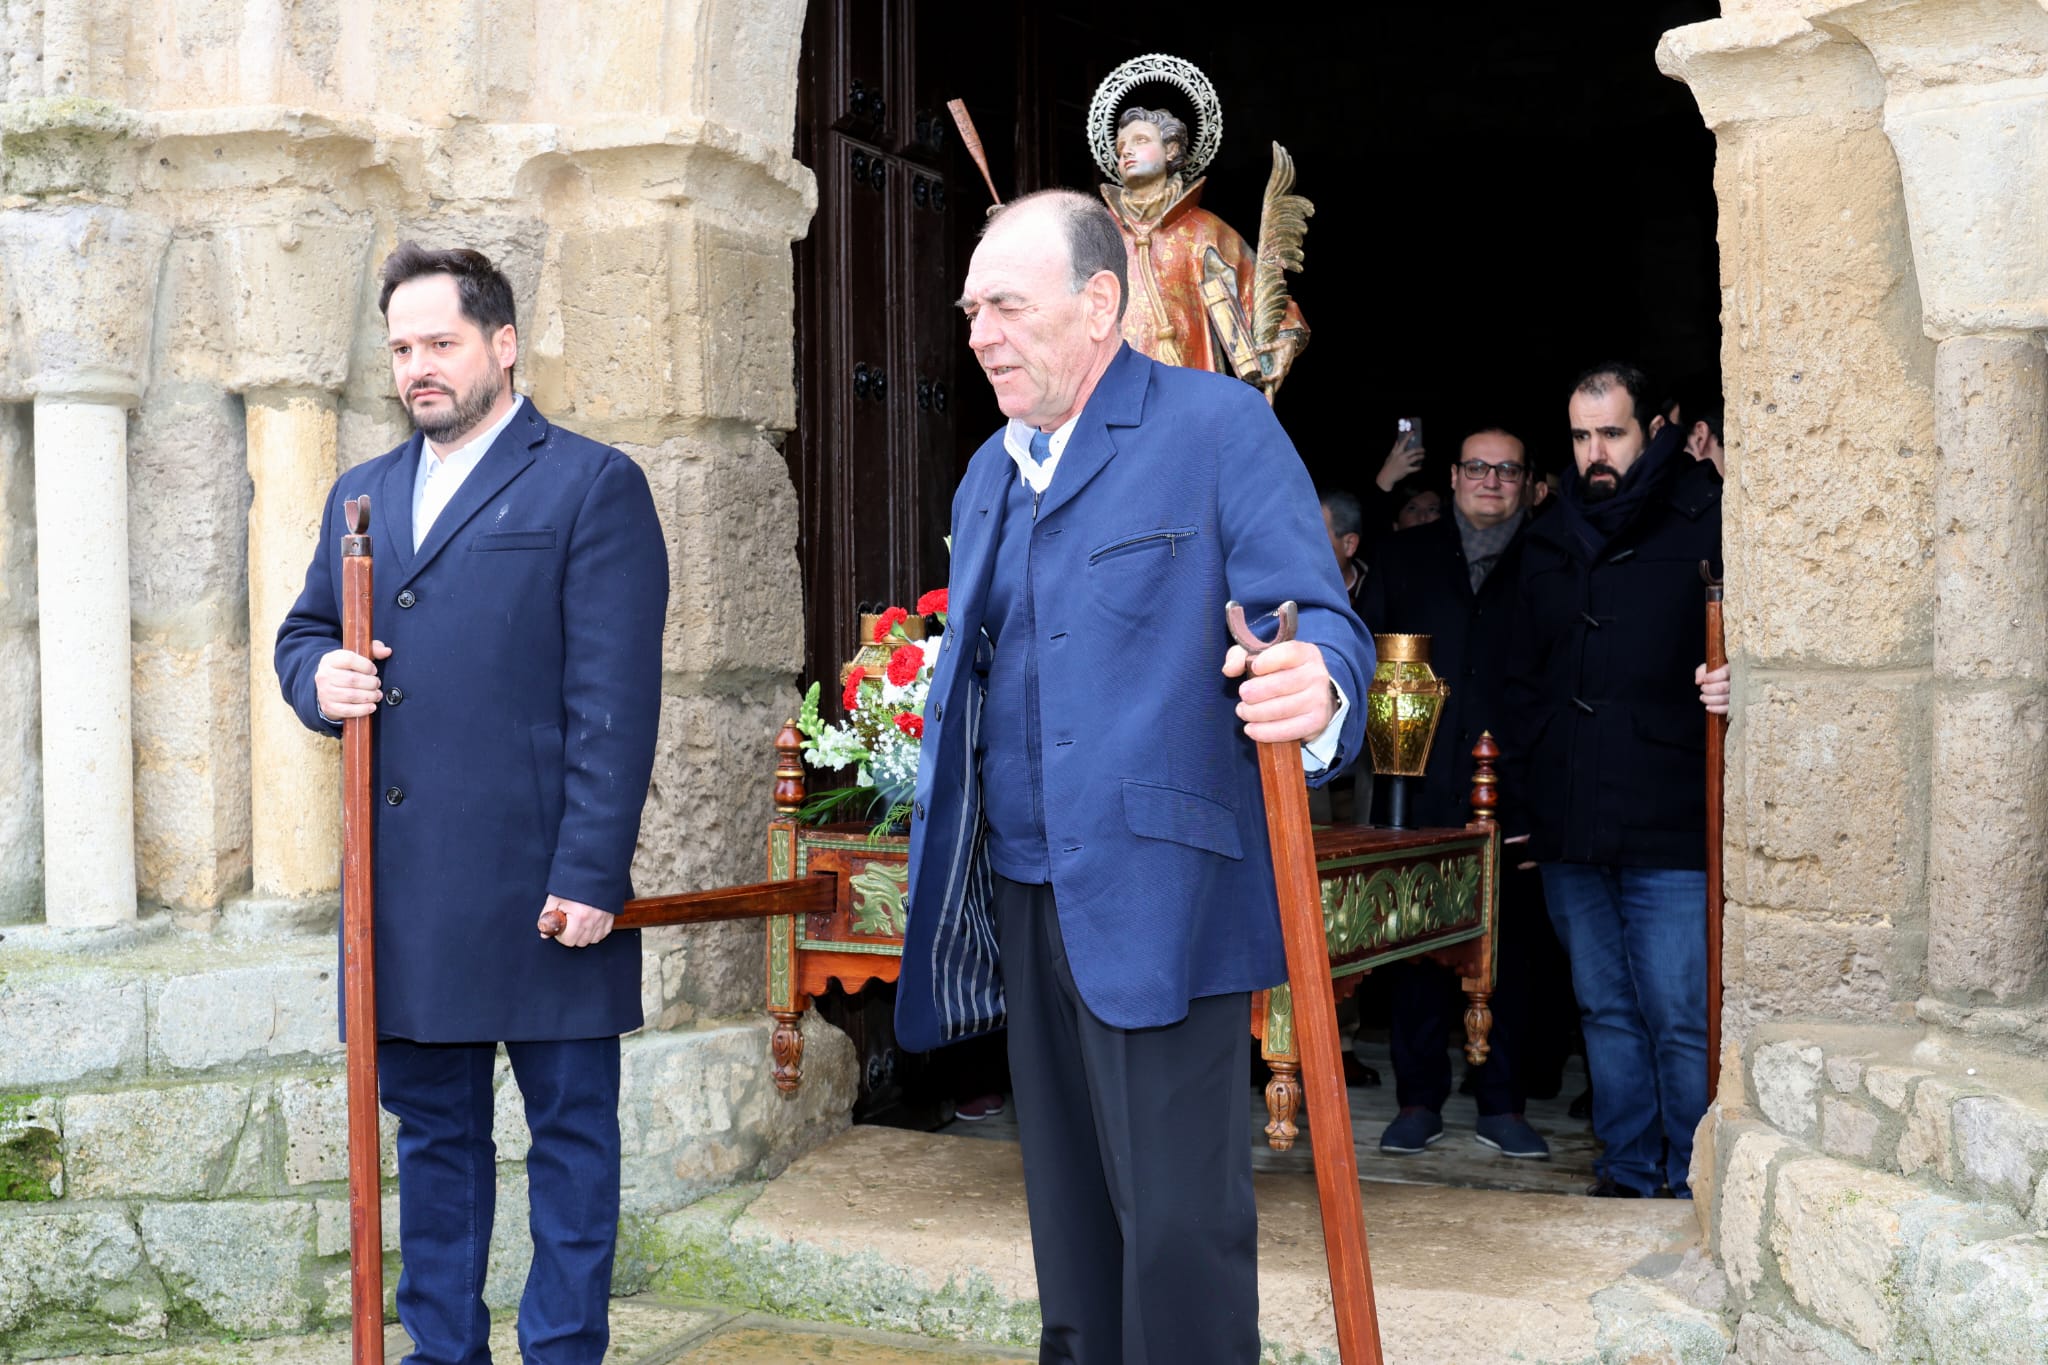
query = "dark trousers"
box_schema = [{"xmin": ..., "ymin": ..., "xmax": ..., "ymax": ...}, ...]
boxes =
[
  {"xmin": 995, "ymin": 877, "xmax": 1259, "ymax": 1365},
  {"xmin": 1387, "ymin": 864, "xmax": 1560, "ymax": 1115},
  {"xmin": 378, "ymin": 1036, "xmax": 622, "ymax": 1365}
]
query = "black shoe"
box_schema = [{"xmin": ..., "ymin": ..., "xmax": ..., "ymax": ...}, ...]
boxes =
[
  {"xmin": 1586, "ymin": 1176, "xmax": 1643, "ymax": 1198},
  {"xmin": 1343, "ymin": 1054, "xmax": 1382, "ymax": 1088},
  {"xmin": 1568, "ymin": 1086, "xmax": 1593, "ymax": 1121}
]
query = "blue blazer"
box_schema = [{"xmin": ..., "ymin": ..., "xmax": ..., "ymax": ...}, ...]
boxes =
[
  {"xmin": 895, "ymin": 345, "xmax": 1374, "ymax": 1050},
  {"xmin": 276, "ymin": 402, "xmax": 669, "ymax": 1043}
]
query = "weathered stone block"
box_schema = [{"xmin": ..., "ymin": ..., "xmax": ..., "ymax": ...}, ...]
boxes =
[
  {"xmin": 0, "ymin": 971, "xmax": 147, "ymax": 1086},
  {"xmin": 1952, "ymin": 1095, "xmax": 2048, "ymax": 1211},
  {"xmin": 1863, "ymin": 1062, "xmax": 1929, "ymax": 1112},
  {"xmin": 140, "ymin": 1200, "xmax": 315, "ymax": 1334},
  {"xmin": 337, "ymin": 395, "xmax": 410, "ymax": 473},
  {"xmin": 0, "ymin": 1207, "xmax": 167, "ymax": 1346},
  {"xmin": 1769, "ymin": 1158, "xmax": 1925, "ymax": 1351},
  {"xmin": 64, "ymin": 1081, "xmax": 251, "ymax": 1198},
  {"xmin": 0, "ymin": 205, "xmax": 169, "ymax": 399},
  {"xmin": 277, "ymin": 1074, "xmax": 397, "ymax": 1186},
  {"xmin": 1898, "ymin": 1077, "xmax": 1963, "ymax": 1182},
  {"xmin": 0, "ymin": 1094, "xmax": 60, "ymax": 1201},
  {"xmin": 673, "ymin": 219, "xmax": 798, "ymax": 429},
  {"xmin": 220, "ymin": 219, "xmax": 373, "ymax": 392},
  {"xmin": 153, "ymin": 961, "xmax": 341, "ymax": 1071},
  {"xmin": 132, "ymin": 634, "xmax": 252, "ymax": 912},
  {"xmin": 1821, "ymin": 1096, "xmax": 1881, "ymax": 1163},
  {"xmin": 1928, "ymin": 687, "xmax": 2048, "ymax": 1002},
  {"xmin": 1824, "ymin": 1053, "xmax": 1866, "ymax": 1093},
  {"xmin": 531, "ymin": 222, "xmax": 678, "ymax": 429},
  {"xmin": 1707, "ymin": 114, "xmax": 1936, "ymax": 672},
  {"xmin": 1733, "ymin": 1309, "xmax": 1879, "ymax": 1365},
  {"xmin": 1719, "ymin": 1126, "xmax": 1794, "ymax": 1299},
  {"xmin": 632, "ymin": 687, "xmax": 801, "ymax": 1019},
  {"xmin": 1753, "ymin": 1039, "xmax": 1824, "ymax": 1138},
  {"xmin": 634, "ymin": 430, "xmax": 805, "ymax": 680},
  {"xmin": 616, "ymin": 1018, "xmax": 853, "ymax": 1213},
  {"xmin": 1910, "ymin": 1230, "xmax": 2048, "ymax": 1364},
  {"xmin": 1738, "ymin": 678, "xmax": 1927, "ymax": 920},
  {"xmin": 313, "ymin": 1191, "xmax": 399, "ymax": 1258}
]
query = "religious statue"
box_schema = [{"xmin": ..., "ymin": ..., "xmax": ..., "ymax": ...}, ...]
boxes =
[{"xmin": 1087, "ymin": 53, "xmax": 1311, "ymax": 401}]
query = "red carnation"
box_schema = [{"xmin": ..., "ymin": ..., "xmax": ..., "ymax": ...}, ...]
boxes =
[
  {"xmin": 886, "ymin": 643, "xmax": 925, "ymax": 688},
  {"xmin": 872, "ymin": 606, "xmax": 910, "ymax": 641},
  {"xmin": 915, "ymin": 588, "xmax": 948, "ymax": 617},
  {"xmin": 842, "ymin": 666, "xmax": 866, "ymax": 713},
  {"xmin": 895, "ymin": 712, "xmax": 925, "ymax": 739}
]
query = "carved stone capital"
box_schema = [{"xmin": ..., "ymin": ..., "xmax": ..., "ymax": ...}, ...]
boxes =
[
  {"xmin": 1657, "ymin": 16, "xmax": 1885, "ymax": 130},
  {"xmin": 220, "ymin": 218, "xmax": 374, "ymax": 393},
  {"xmin": 0, "ymin": 206, "xmax": 169, "ymax": 405}
]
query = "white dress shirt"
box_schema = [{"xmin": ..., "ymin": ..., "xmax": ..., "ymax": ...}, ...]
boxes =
[
  {"xmin": 999, "ymin": 414, "xmax": 1351, "ymax": 771},
  {"xmin": 413, "ymin": 394, "xmax": 525, "ymax": 550}
]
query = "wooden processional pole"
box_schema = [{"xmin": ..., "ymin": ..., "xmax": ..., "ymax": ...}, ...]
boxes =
[
  {"xmin": 340, "ymin": 495, "xmax": 385, "ymax": 1362},
  {"xmin": 1703, "ymin": 563, "xmax": 1726, "ymax": 1102},
  {"xmin": 1227, "ymin": 601, "xmax": 1382, "ymax": 1365}
]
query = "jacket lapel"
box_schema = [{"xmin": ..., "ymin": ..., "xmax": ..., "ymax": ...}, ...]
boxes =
[
  {"xmin": 1032, "ymin": 343, "xmax": 1150, "ymax": 526},
  {"xmin": 396, "ymin": 401, "xmax": 546, "ymax": 587},
  {"xmin": 376, "ymin": 434, "xmax": 425, "ymax": 582}
]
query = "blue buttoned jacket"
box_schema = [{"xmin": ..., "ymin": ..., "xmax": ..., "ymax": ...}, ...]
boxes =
[
  {"xmin": 276, "ymin": 402, "xmax": 668, "ymax": 1043},
  {"xmin": 895, "ymin": 344, "xmax": 1374, "ymax": 1050}
]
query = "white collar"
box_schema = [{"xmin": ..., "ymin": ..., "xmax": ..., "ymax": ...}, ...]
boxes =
[{"xmin": 1001, "ymin": 413, "xmax": 1081, "ymax": 494}]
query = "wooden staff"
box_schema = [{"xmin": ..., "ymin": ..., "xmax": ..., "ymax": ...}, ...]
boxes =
[
  {"xmin": 947, "ymin": 99, "xmax": 1002, "ymax": 208},
  {"xmin": 1703, "ymin": 562, "xmax": 1726, "ymax": 1102},
  {"xmin": 1226, "ymin": 601, "xmax": 1381, "ymax": 1365},
  {"xmin": 340, "ymin": 495, "xmax": 384, "ymax": 1363}
]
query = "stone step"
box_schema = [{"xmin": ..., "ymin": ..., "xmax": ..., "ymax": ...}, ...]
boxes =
[{"xmin": 641, "ymin": 1125, "xmax": 1700, "ymax": 1365}]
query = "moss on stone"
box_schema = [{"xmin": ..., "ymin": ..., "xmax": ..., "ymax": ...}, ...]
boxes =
[{"xmin": 0, "ymin": 1092, "xmax": 60, "ymax": 1201}]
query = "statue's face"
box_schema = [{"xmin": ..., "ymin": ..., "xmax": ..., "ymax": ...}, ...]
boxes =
[{"xmin": 1116, "ymin": 120, "xmax": 1174, "ymax": 183}]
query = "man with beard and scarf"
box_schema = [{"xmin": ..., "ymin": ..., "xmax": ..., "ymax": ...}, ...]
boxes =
[
  {"xmin": 1503, "ymin": 362, "xmax": 1730, "ymax": 1199},
  {"xmin": 276, "ymin": 243, "xmax": 668, "ymax": 1362}
]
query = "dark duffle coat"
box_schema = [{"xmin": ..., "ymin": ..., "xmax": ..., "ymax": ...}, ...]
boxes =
[
  {"xmin": 1356, "ymin": 512, "xmax": 1528, "ymax": 831},
  {"xmin": 276, "ymin": 402, "xmax": 669, "ymax": 1042},
  {"xmin": 1502, "ymin": 449, "xmax": 1723, "ymax": 870}
]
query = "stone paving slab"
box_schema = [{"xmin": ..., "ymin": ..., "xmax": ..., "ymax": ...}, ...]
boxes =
[{"xmin": 731, "ymin": 1125, "xmax": 1698, "ymax": 1364}]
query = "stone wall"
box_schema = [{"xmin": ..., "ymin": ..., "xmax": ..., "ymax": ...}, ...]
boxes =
[
  {"xmin": 0, "ymin": 1, "xmax": 859, "ymax": 1356},
  {"xmin": 1639, "ymin": 2, "xmax": 2048, "ymax": 1355}
]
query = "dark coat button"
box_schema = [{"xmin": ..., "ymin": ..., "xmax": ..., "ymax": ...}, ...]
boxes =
[
  {"xmin": 386, "ymin": 688, "xmax": 405, "ymax": 707},
  {"xmin": 385, "ymin": 787, "xmax": 404, "ymax": 805},
  {"xmin": 933, "ymin": 703, "xmax": 943, "ymax": 721},
  {"xmin": 916, "ymin": 802, "xmax": 926, "ymax": 821},
  {"xmin": 396, "ymin": 589, "xmax": 417, "ymax": 608}
]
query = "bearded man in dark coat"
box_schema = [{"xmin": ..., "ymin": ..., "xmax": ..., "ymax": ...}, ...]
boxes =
[{"xmin": 277, "ymin": 243, "xmax": 668, "ymax": 1362}]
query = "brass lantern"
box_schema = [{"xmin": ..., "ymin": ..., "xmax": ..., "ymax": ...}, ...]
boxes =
[{"xmin": 1366, "ymin": 633, "xmax": 1450, "ymax": 829}]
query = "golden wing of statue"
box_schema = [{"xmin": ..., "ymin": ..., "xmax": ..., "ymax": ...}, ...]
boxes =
[{"xmin": 1251, "ymin": 140, "xmax": 1313, "ymax": 355}]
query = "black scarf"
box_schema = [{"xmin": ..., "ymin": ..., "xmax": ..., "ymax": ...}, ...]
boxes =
[{"xmin": 1554, "ymin": 422, "xmax": 1687, "ymax": 556}]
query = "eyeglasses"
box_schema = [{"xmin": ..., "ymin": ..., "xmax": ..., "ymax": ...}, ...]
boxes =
[{"xmin": 1454, "ymin": 460, "xmax": 1527, "ymax": 484}]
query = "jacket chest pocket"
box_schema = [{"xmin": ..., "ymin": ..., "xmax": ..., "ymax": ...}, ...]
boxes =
[
  {"xmin": 1087, "ymin": 526, "xmax": 1200, "ymax": 566},
  {"xmin": 471, "ymin": 529, "xmax": 558, "ymax": 552}
]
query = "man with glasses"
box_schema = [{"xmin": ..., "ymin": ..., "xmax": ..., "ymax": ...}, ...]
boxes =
[
  {"xmin": 1359, "ymin": 427, "xmax": 1556, "ymax": 1159},
  {"xmin": 1503, "ymin": 362, "xmax": 1729, "ymax": 1198}
]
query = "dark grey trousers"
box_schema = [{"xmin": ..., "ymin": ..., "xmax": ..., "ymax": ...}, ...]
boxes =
[{"xmin": 995, "ymin": 876, "xmax": 1259, "ymax": 1365}]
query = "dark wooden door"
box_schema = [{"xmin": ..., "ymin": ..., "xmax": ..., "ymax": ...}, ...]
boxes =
[{"xmin": 792, "ymin": 0, "xmax": 963, "ymax": 697}]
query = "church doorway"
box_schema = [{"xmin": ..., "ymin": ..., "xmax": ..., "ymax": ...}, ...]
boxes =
[{"xmin": 786, "ymin": 0, "xmax": 1722, "ymax": 1147}]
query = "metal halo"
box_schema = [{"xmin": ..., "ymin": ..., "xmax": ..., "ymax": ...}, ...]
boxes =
[{"xmin": 1087, "ymin": 53, "xmax": 1224, "ymax": 185}]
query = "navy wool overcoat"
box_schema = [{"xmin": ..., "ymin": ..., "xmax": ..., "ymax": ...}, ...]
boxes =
[{"xmin": 277, "ymin": 402, "xmax": 669, "ymax": 1043}]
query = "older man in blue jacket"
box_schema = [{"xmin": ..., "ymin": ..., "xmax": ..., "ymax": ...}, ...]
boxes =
[
  {"xmin": 277, "ymin": 244, "xmax": 668, "ymax": 1365},
  {"xmin": 896, "ymin": 190, "xmax": 1372, "ymax": 1364}
]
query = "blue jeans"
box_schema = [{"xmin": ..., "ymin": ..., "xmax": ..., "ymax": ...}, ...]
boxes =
[{"xmin": 1541, "ymin": 864, "xmax": 1707, "ymax": 1195}]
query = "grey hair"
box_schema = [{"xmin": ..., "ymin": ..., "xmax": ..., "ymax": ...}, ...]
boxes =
[
  {"xmin": 1118, "ymin": 106, "xmax": 1190, "ymax": 177},
  {"xmin": 984, "ymin": 188, "xmax": 1129, "ymax": 321},
  {"xmin": 1320, "ymin": 489, "xmax": 1362, "ymax": 539}
]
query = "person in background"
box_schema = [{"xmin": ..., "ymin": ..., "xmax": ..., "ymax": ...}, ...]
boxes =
[
  {"xmin": 1392, "ymin": 476, "xmax": 1443, "ymax": 531},
  {"xmin": 1504, "ymin": 361, "xmax": 1731, "ymax": 1199},
  {"xmin": 1320, "ymin": 488, "xmax": 1369, "ymax": 610},
  {"xmin": 1685, "ymin": 396, "xmax": 1726, "ymax": 478}
]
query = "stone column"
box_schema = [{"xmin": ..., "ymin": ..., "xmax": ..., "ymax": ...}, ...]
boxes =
[
  {"xmin": 1925, "ymin": 338, "xmax": 2048, "ymax": 1001},
  {"xmin": 1658, "ymin": 17, "xmax": 1937, "ymax": 1055},
  {"xmin": 0, "ymin": 208, "xmax": 169, "ymax": 927},
  {"xmin": 1853, "ymin": 12, "xmax": 2048, "ymax": 1002},
  {"xmin": 222, "ymin": 221, "xmax": 371, "ymax": 910}
]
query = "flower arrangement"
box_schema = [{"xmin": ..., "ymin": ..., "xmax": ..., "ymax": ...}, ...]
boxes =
[{"xmin": 795, "ymin": 588, "xmax": 948, "ymax": 834}]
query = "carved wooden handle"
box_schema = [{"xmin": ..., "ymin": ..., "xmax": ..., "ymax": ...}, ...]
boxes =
[{"xmin": 1224, "ymin": 600, "xmax": 1299, "ymax": 655}]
